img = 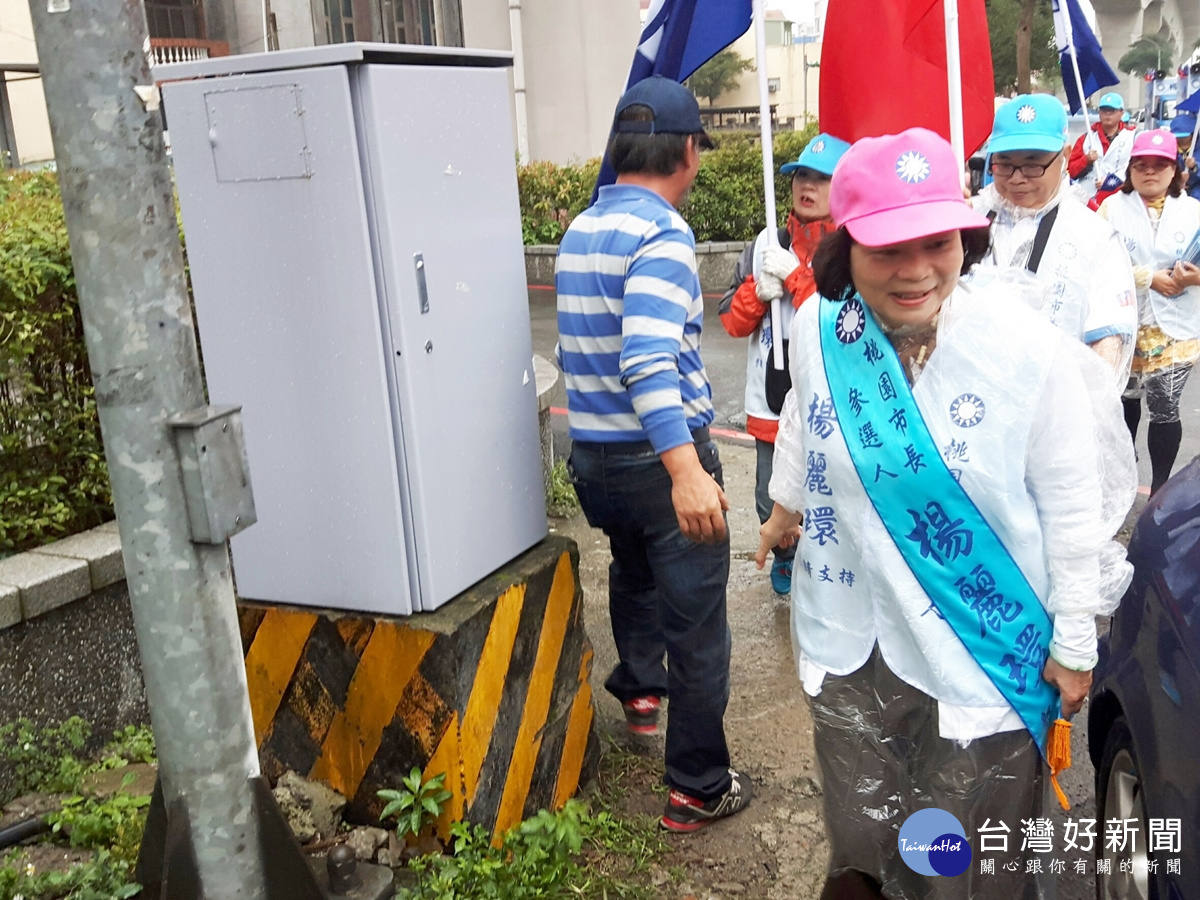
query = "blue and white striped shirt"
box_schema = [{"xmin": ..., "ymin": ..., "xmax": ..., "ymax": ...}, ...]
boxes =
[{"xmin": 556, "ymin": 184, "xmax": 714, "ymax": 452}]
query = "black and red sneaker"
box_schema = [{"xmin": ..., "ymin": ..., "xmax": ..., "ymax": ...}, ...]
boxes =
[
  {"xmin": 621, "ymin": 696, "xmax": 661, "ymax": 735},
  {"xmin": 660, "ymin": 769, "xmax": 753, "ymax": 833}
]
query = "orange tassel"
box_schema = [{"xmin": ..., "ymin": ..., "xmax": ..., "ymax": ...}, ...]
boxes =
[{"xmin": 1047, "ymin": 718, "xmax": 1072, "ymax": 811}]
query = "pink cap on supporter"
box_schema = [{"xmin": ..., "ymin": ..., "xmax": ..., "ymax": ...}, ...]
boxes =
[
  {"xmin": 828, "ymin": 128, "xmax": 991, "ymax": 247},
  {"xmin": 1130, "ymin": 129, "xmax": 1178, "ymax": 161}
]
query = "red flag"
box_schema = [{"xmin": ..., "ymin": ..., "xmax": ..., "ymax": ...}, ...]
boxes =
[{"xmin": 818, "ymin": 0, "xmax": 994, "ymax": 158}]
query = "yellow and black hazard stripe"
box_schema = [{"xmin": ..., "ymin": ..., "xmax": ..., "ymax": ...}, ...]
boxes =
[{"xmin": 237, "ymin": 536, "xmax": 595, "ymax": 840}]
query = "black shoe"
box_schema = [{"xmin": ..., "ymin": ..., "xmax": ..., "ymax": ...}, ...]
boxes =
[
  {"xmin": 660, "ymin": 768, "xmax": 753, "ymax": 833},
  {"xmin": 622, "ymin": 696, "xmax": 661, "ymax": 735}
]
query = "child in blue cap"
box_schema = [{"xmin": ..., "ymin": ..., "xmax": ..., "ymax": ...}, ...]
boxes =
[
  {"xmin": 1171, "ymin": 113, "xmax": 1199, "ymax": 200},
  {"xmin": 718, "ymin": 132, "xmax": 849, "ymax": 595},
  {"xmin": 1068, "ymin": 91, "xmax": 1135, "ymax": 210}
]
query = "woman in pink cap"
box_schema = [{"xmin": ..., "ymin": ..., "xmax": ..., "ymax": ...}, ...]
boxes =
[
  {"xmin": 1097, "ymin": 129, "xmax": 1200, "ymax": 494},
  {"xmin": 755, "ymin": 128, "xmax": 1135, "ymax": 898}
]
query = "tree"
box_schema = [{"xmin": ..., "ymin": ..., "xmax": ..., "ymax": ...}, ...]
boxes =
[
  {"xmin": 687, "ymin": 50, "xmax": 753, "ymax": 106},
  {"xmin": 1117, "ymin": 33, "xmax": 1176, "ymax": 74},
  {"xmin": 986, "ymin": 0, "xmax": 1059, "ymax": 94}
]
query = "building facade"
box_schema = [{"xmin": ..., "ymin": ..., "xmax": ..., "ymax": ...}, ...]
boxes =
[
  {"xmin": 699, "ymin": 6, "xmax": 824, "ymax": 133},
  {"xmin": 4, "ymin": 0, "xmax": 638, "ymax": 167}
]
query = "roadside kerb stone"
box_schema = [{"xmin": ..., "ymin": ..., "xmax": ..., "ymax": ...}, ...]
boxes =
[
  {"xmin": 534, "ymin": 355, "xmax": 560, "ymax": 498},
  {"xmin": 29, "ymin": 527, "xmax": 125, "ymax": 591},
  {"xmin": 0, "ymin": 584, "xmax": 18, "ymax": 630},
  {"xmin": 0, "ymin": 551, "xmax": 90, "ymax": 621}
]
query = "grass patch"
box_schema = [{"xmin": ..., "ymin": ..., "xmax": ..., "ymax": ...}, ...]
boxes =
[
  {"xmin": 546, "ymin": 458, "xmax": 580, "ymax": 519},
  {"xmin": 0, "ymin": 718, "xmax": 152, "ymax": 899},
  {"xmin": 395, "ymin": 737, "xmax": 671, "ymax": 899}
]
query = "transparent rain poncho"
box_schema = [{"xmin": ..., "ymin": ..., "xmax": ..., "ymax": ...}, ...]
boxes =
[{"xmin": 768, "ymin": 282, "xmax": 1137, "ymax": 897}]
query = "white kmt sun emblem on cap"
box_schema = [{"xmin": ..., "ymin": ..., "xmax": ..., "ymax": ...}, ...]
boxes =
[
  {"xmin": 835, "ymin": 298, "xmax": 866, "ymax": 344},
  {"xmin": 896, "ymin": 151, "xmax": 930, "ymax": 184},
  {"xmin": 950, "ymin": 393, "xmax": 986, "ymax": 428},
  {"xmin": 1016, "ymin": 104, "xmax": 1037, "ymax": 124},
  {"xmin": 811, "ymin": 139, "xmax": 826, "ymax": 154},
  {"xmin": 1151, "ymin": 134, "xmax": 1165, "ymax": 145}
]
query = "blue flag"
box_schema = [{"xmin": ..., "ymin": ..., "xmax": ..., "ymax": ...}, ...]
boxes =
[
  {"xmin": 592, "ymin": 0, "xmax": 752, "ymax": 199},
  {"xmin": 629, "ymin": 0, "xmax": 753, "ymax": 87},
  {"xmin": 1052, "ymin": 0, "xmax": 1119, "ymax": 114}
]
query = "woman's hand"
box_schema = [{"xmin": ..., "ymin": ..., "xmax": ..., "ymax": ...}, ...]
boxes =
[
  {"xmin": 1171, "ymin": 260, "xmax": 1200, "ymax": 289},
  {"xmin": 1151, "ymin": 269, "xmax": 1183, "ymax": 297},
  {"xmin": 755, "ymin": 504, "xmax": 803, "ymax": 569},
  {"xmin": 1043, "ymin": 657, "xmax": 1092, "ymax": 718}
]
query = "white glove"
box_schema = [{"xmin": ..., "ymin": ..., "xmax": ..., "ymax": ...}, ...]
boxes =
[
  {"xmin": 760, "ymin": 245, "xmax": 799, "ymax": 282},
  {"xmin": 755, "ymin": 271, "xmax": 784, "ymax": 303}
]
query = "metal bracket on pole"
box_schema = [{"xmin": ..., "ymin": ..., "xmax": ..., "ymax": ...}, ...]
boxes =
[
  {"xmin": 138, "ymin": 774, "xmax": 363, "ymax": 900},
  {"xmin": 167, "ymin": 405, "xmax": 257, "ymax": 544}
]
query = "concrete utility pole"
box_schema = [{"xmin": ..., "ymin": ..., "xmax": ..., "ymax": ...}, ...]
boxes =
[{"xmin": 24, "ymin": 0, "xmax": 268, "ymax": 895}]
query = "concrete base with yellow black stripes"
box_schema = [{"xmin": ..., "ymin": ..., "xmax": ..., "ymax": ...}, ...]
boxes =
[{"xmin": 237, "ymin": 535, "xmax": 596, "ymax": 841}]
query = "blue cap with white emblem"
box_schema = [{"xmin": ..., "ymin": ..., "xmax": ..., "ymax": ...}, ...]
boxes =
[
  {"xmin": 987, "ymin": 94, "xmax": 1068, "ymax": 155},
  {"xmin": 780, "ymin": 133, "xmax": 852, "ymax": 177},
  {"xmin": 1097, "ymin": 92, "xmax": 1124, "ymax": 111}
]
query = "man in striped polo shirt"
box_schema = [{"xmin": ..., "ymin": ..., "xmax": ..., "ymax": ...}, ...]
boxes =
[{"xmin": 556, "ymin": 76, "xmax": 751, "ymax": 833}]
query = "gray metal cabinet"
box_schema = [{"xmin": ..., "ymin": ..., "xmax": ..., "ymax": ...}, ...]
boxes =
[{"xmin": 160, "ymin": 44, "xmax": 546, "ymax": 614}]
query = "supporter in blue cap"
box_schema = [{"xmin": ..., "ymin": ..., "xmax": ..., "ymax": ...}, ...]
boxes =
[
  {"xmin": 972, "ymin": 94, "xmax": 1137, "ymax": 384},
  {"xmin": 718, "ymin": 132, "xmax": 850, "ymax": 596},
  {"xmin": 1171, "ymin": 113, "xmax": 1199, "ymax": 199},
  {"xmin": 1068, "ymin": 90, "xmax": 1135, "ymax": 209}
]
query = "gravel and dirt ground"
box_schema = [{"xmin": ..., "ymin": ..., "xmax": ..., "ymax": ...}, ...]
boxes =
[{"xmin": 554, "ymin": 439, "xmax": 1130, "ymax": 900}]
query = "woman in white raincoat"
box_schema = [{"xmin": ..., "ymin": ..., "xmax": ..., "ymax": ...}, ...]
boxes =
[
  {"xmin": 1098, "ymin": 129, "xmax": 1200, "ymax": 493},
  {"xmin": 756, "ymin": 129, "xmax": 1136, "ymax": 900}
]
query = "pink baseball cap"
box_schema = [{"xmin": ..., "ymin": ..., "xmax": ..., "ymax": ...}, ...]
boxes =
[
  {"xmin": 829, "ymin": 128, "xmax": 991, "ymax": 247},
  {"xmin": 1130, "ymin": 129, "xmax": 1178, "ymax": 161}
]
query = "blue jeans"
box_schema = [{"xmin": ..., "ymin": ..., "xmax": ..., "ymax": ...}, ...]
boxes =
[
  {"xmin": 755, "ymin": 438, "xmax": 795, "ymax": 562},
  {"xmin": 568, "ymin": 438, "xmax": 733, "ymax": 801}
]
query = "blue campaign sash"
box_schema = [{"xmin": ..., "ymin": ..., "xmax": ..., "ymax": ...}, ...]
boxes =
[{"xmin": 818, "ymin": 295, "xmax": 1061, "ymax": 755}]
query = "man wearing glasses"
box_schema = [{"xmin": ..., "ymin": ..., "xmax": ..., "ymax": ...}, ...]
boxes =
[{"xmin": 972, "ymin": 93, "xmax": 1137, "ymax": 381}]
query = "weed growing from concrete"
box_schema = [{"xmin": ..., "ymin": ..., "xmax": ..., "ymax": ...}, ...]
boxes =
[
  {"xmin": 546, "ymin": 459, "xmax": 581, "ymax": 518},
  {"xmin": 378, "ymin": 767, "xmax": 452, "ymax": 842}
]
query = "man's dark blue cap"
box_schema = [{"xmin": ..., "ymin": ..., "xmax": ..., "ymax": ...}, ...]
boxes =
[{"xmin": 612, "ymin": 75, "xmax": 715, "ymax": 148}]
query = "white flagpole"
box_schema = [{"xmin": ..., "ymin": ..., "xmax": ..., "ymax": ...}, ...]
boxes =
[
  {"xmin": 1060, "ymin": 0, "xmax": 1093, "ymax": 130},
  {"xmin": 944, "ymin": 0, "xmax": 965, "ymax": 164},
  {"xmin": 752, "ymin": 0, "xmax": 785, "ymax": 371}
]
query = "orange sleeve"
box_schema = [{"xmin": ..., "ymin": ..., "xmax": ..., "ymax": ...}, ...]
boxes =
[
  {"xmin": 719, "ymin": 276, "xmax": 769, "ymax": 338},
  {"xmin": 784, "ymin": 265, "xmax": 818, "ymax": 308},
  {"xmin": 1067, "ymin": 132, "xmax": 1092, "ymax": 180}
]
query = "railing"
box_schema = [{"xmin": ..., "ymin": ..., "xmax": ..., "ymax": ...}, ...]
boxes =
[{"xmin": 150, "ymin": 38, "xmax": 230, "ymax": 65}]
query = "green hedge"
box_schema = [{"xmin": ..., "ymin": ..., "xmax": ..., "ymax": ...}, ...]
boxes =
[
  {"xmin": 518, "ymin": 124, "xmax": 819, "ymax": 245},
  {"xmin": 0, "ymin": 171, "xmax": 112, "ymax": 554},
  {"xmin": 0, "ymin": 131, "xmax": 817, "ymax": 553}
]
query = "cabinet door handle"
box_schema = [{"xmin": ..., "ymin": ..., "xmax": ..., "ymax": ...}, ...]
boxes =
[{"xmin": 414, "ymin": 253, "xmax": 430, "ymax": 314}]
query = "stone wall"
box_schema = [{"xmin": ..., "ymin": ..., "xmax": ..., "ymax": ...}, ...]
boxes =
[
  {"xmin": 0, "ymin": 524, "xmax": 595, "ymax": 840},
  {"xmin": 0, "ymin": 523, "xmax": 149, "ymax": 762},
  {"xmin": 526, "ymin": 241, "xmax": 748, "ymax": 294}
]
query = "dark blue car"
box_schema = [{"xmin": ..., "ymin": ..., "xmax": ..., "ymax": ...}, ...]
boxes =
[{"xmin": 1089, "ymin": 458, "xmax": 1200, "ymax": 899}]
